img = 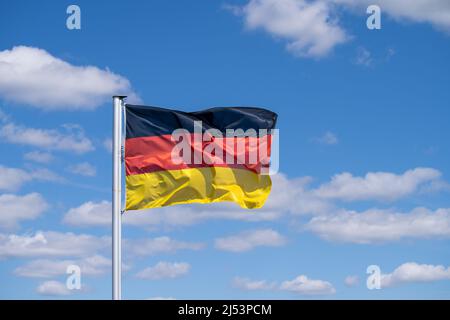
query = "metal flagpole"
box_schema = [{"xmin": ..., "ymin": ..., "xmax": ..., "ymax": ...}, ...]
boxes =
[{"xmin": 112, "ymin": 95, "xmax": 126, "ymax": 300}]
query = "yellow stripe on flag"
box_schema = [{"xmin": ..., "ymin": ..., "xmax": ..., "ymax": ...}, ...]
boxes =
[{"xmin": 125, "ymin": 167, "xmax": 272, "ymax": 211}]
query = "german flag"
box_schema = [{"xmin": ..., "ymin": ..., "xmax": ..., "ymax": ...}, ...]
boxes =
[{"xmin": 124, "ymin": 104, "xmax": 277, "ymax": 211}]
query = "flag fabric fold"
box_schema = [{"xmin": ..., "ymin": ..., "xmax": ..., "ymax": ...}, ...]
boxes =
[{"xmin": 124, "ymin": 104, "xmax": 277, "ymax": 211}]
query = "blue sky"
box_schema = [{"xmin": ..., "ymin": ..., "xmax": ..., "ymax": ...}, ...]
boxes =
[{"xmin": 1, "ymin": 0, "xmax": 450, "ymax": 299}]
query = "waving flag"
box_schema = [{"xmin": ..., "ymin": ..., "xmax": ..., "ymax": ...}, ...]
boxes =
[{"xmin": 124, "ymin": 104, "xmax": 277, "ymax": 211}]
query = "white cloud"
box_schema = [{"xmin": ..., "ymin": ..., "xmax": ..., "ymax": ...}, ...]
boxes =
[
  {"xmin": 62, "ymin": 174, "xmax": 331, "ymax": 230},
  {"xmin": 313, "ymin": 131, "xmax": 339, "ymax": 145},
  {"xmin": 313, "ymin": 168, "xmax": 441, "ymax": 201},
  {"xmin": 280, "ymin": 275, "xmax": 336, "ymax": 295},
  {"xmin": 265, "ymin": 174, "xmax": 332, "ymax": 216},
  {"xmin": 36, "ymin": 280, "xmax": 71, "ymax": 296},
  {"xmin": 0, "ymin": 193, "xmax": 48, "ymax": 230},
  {"xmin": 233, "ymin": 277, "xmax": 276, "ymax": 290},
  {"xmin": 125, "ymin": 236, "xmax": 204, "ymax": 257},
  {"xmin": 67, "ymin": 162, "xmax": 96, "ymax": 177},
  {"xmin": 334, "ymin": 0, "xmax": 450, "ymax": 32},
  {"xmin": 63, "ymin": 199, "xmax": 283, "ymax": 229},
  {"xmin": 233, "ymin": 274, "xmax": 336, "ymax": 295},
  {"xmin": 63, "ymin": 201, "xmax": 111, "ymax": 227},
  {"xmin": 0, "ymin": 165, "xmax": 34, "ymax": 192},
  {"xmin": 0, "ymin": 231, "xmax": 109, "ymax": 259},
  {"xmin": 230, "ymin": 1, "xmax": 450, "ymax": 59},
  {"xmin": 214, "ymin": 229, "xmax": 286, "ymax": 252},
  {"xmin": 0, "ymin": 165, "xmax": 63, "ymax": 192},
  {"xmin": 29, "ymin": 168, "xmax": 65, "ymax": 184},
  {"xmin": 232, "ymin": 275, "xmax": 336, "ymax": 295},
  {"xmin": 124, "ymin": 203, "xmax": 283, "ymax": 227},
  {"xmin": 381, "ymin": 262, "xmax": 450, "ymax": 288},
  {"xmin": 136, "ymin": 261, "xmax": 190, "ymax": 280},
  {"xmin": 14, "ymin": 255, "xmax": 111, "ymax": 278},
  {"xmin": 62, "ymin": 202, "xmax": 205, "ymax": 255},
  {"xmin": 23, "ymin": 151, "xmax": 54, "ymax": 164},
  {"xmin": 354, "ymin": 46, "xmax": 372, "ymax": 67},
  {"xmin": 0, "ymin": 46, "xmax": 138, "ymax": 110},
  {"xmin": 344, "ymin": 275, "xmax": 359, "ymax": 287},
  {"xmin": 236, "ymin": 0, "xmax": 348, "ymax": 58},
  {"xmin": 61, "ymin": 168, "xmax": 447, "ymax": 240},
  {"xmin": 0, "ymin": 121, "xmax": 94, "ymax": 154},
  {"xmin": 306, "ymin": 207, "xmax": 450, "ymax": 244}
]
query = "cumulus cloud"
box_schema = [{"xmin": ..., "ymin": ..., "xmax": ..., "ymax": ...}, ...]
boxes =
[
  {"xmin": 67, "ymin": 162, "xmax": 96, "ymax": 177},
  {"xmin": 0, "ymin": 231, "xmax": 109, "ymax": 259},
  {"xmin": 125, "ymin": 236, "xmax": 205, "ymax": 257},
  {"xmin": 30, "ymin": 168, "xmax": 65, "ymax": 183},
  {"xmin": 63, "ymin": 200, "xmax": 282, "ymax": 228},
  {"xmin": 0, "ymin": 121, "xmax": 94, "ymax": 154},
  {"xmin": 381, "ymin": 262, "xmax": 450, "ymax": 288},
  {"xmin": 0, "ymin": 193, "xmax": 48, "ymax": 230},
  {"xmin": 63, "ymin": 203, "xmax": 206, "ymax": 257},
  {"xmin": 233, "ymin": 277, "xmax": 276, "ymax": 290},
  {"xmin": 36, "ymin": 280, "xmax": 71, "ymax": 296},
  {"xmin": 229, "ymin": 1, "xmax": 450, "ymax": 59},
  {"xmin": 62, "ymin": 174, "xmax": 332, "ymax": 230},
  {"xmin": 0, "ymin": 165, "xmax": 34, "ymax": 192},
  {"xmin": 313, "ymin": 168, "xmax": 441, "ymax": 201},
  {"xmin": 334, "ymin": 0, "xmax": 450, "ymax": 32},
  {"xmin": 60, "ymin": 167, "xmax": 449, "ymax": 247},
  {"xmin": 63, "ymin": 201, "xmax": 112, "ymax": 227},
  {"xmin": 14, "ymin": 255, "xmax": 111, "ymax": 278},
  {"xmin": 280, "ymin": 275, "xmax": 336, "ymax": 295},
  {"xmin": 234, "ymin": 0, "xmax": 348, "ymax": 57},
  {"xmin": 23, "ymin": 151, "xmax": 54, "ymax": 164},
  {"xmin": 214, "ymin": 229, "xmax": 286, "ymax": 252},
  {"xmin": 0, "ymin": 165, "xmax": 63, "ymax": 192},
  {"xmin": 233, "ymin": 274, "xmax": 336, "ymax": 295},
  {"xmin": 306, "ymin": 207, "xmax": 450, "ymax": 244},
  {"xmin": 136, "ymin": 261, "xmax": 190, "ymax": 280},
  {"xmin": 124, "ymin": 203, "xmax": 283, "ymax": 227},
  {"xmin": 61, "ymin": 167, "xmax": 447, "ymax": 235},
  {"xmin": 0, "ymin": 46, "xmax": 138, "ymax": 110}
]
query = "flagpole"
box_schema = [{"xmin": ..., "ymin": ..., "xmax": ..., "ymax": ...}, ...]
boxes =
[{"xmin": 112, "ymin": 95, "xmax": 126, "ymax": 300}]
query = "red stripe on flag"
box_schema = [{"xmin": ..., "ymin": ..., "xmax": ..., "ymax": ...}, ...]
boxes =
[{"xmin": 125, "ymin": 133, "xmax": 272, "ymax": 176}]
